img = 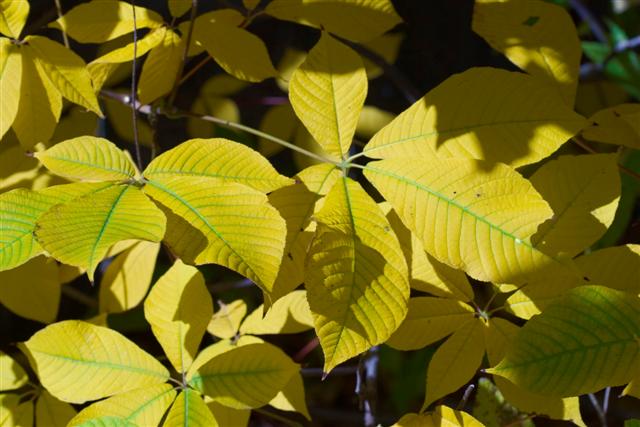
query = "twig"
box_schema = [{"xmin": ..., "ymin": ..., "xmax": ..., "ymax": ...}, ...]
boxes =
[
  {"xmin": 568, "ymin": 0, "xmax": 608, "ymax": 43},
  {"xmin": 294, "ymin": 337, "xmax": 319, "ymax": 362},
  {"xmin": 588, "ymin": 393, "xmax": 608, "ymax": 427},
  {"xmin": 572, "ymin": 137, "xmax": 640, "ymax": 181},
  {"xmin": 178, "ymin": 55, "xmax": 212, "ymax": 86},
  {"xmin": 457, "ymin": 384, "xmax": 475, "ymax": 410},
  {"xmin": 602, "ymin": 387, "xmax": 611, "ymax": 414},
  {"xmin": 168, "ymin": 0, "xmax": 198, "ymax": 107},
  {"xmin": 130, "ymin": 0, "xmax": 143, "ymax": 171},
  {"xmin": 53, "ymin": 0, "xmax": 69, "ymax": 47}
]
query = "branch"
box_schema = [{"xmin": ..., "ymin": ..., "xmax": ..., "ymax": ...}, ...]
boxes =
[
  {"xmin": 568, "ymin": 0, "xmax": 608, "ymax": 43},
  {"xmin": 355, "ymin": 346, "xmax": 379, "ymax": 427},
  {"xmin": 168, "ymin": 0, "xmax": 198, "ymax": 107},
  {"xmin": 129, "ymin": 0, "xmax": 143, "ymax": 171}
]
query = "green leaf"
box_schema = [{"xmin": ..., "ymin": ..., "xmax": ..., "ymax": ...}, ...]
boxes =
[
  {"xmin": 188, "ymin": 342, "xmax": 299, "ymax": 409},
  {"xmin": 363, "ymin": 68, "xmax": 587, "ymax": 168},
  {"xmin": 306, "ymin": 178, "xmax": 409, "ymax": 372},
  {"xmin": 164, "ymin": 390, "xmax": 218, "ymax": 427},
  {"xmin": 0, "ymin": 0, "xmax": 28, "ymax": 38},
  {"xmin": 290, "ymin": 32, "xmax": 367, "ymax": 160},
  {"xmin": 143, "ymin": 176, "xmax": 286, "ymax": 292},
  {"xmin": 35, "ymin": 184, "xmax": 166, "ymax": 280},
  {"xmin": 51, "ymin": 1, "xmax": 164, "ymax": 43},
  {"xmin": 35, "ymin": 137, "xmax": 137, "ymax": 182},
  {"xmin": 144, "ymin": 138, "xmax": 293, "ymax": 192},
  {"xmin": 68, "ymin": 384, "xmax": 176, "ymax": 427},
  {"xmin": 0, "ymin": 38, "xmax": 22, "ymax": 140},
  {"xmin": 21, "ymin": 320, "xmax": 169, "ymax": 403},
  {"xmin": 144, "ymin": 259, "xmax": 213, "ymax": 374},
  {"xmin": 489, "ymin": 286, "xmax": 640, "ymax": 397}
]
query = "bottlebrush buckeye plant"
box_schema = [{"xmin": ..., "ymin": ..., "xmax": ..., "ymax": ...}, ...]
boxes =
[{"xmin": 1, "ymin": 0, "xmax": 639, "ymax": 425}]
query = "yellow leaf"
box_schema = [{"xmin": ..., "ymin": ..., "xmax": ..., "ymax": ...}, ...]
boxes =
[
  {"xmin": 194, "ymin": 20, "xmax": 277, "ymax": 82},
  {"xmin": 0, "ymin": 0, "xmax": 28, "ymax": 38},
  {"xmin": 269, "ymin": 371, "xmax": 310, "ymax": 419},
  {"xmin": 0, "ymin": 256, "xmax": 60, "ymax": 323},
  {"xmin": 473, "ymin": 0, "xmax": 581, "ymax": 105},
  {"xmin": 363, "ymin": 68, "xmax": 587, "ymax": 168},
  {"xmin": 207, "ymin": 300, "xmax": 247, "ymax": 339},
  {"xmin": 138, "ymin": 29, "xmax": 183, "ymax": 104},
  {"xmin": 67, "ymin": 384, "xmax": 176, "ymax": 427},
  {"xmin": 483, "ymin": 317, "xmax": 586, "ymax": 426},
  {"xmin": 164, "ymin": 390, "xmax": 218, "ymax": 427},
  {"xmin": 576, "ymin": 245, "xmax": 640, "ymax": 295},
  {"xmin": 144, "ymin": 259, "xmax": 213, "ymax": 373},
  {"xmin": 12, "ymin": 47, "xmax": 62, "ymax": 149},
  {"xmin": 0, "ymin": 394, "xmax": 19, "ymax": 425},
  {"xmin": 168, "ymin": 0, "xmax": 192, "ymax": 18},
  {"xmin": 35, "ymin": 136, "xmax": 136, "ymax": 181},
  {"xmin": 265, "ymin": 0, "xmax": 402, "ymax": 42},
  {"xmin": 26, "ymin": 36, "xmax": 102, "ymax": 116},
  {"xmin": 21, "ymin": 320, "xmax": 169, "ymax": 403},
  {"xmin": 12, "ymin": 401, "xmax": 33, "ymax": 427},
  {"xmin": 0, "ymin": 138, "xmax": 41, "ymax": 191},
  {"xmin": 530, "ymin": 153, "xmax": 620, "ymax": 257},
  {"xmin": 35, "ymin": 391, "xmax": 77, "ymax": 427},
  {"xmin": 364, "ymin": 158, "xmax": 582, "ymax": 285},
  {"xmin": 356, "ymin": 106, "xmax": 394, "ymax": 139},
  {"xmin": 240, "ymin": 290, "xmax": 314, "ymax": 335},
  {"xmin": 382, "ymin": 203, "xmax": 473, "ymax": 301},
  {"xmin": 422, "ymin": 319, "xmax": 486, "ymax": 410},
  {"xmin": 290, "ymin": 32, "xmax": 367, "ymax": 160},
  {"xmin": 144, "ymin": 138, "xmax": 292, "ymax": 192},
  {"xmin": 51, "ymin": 1, "xmax": 164, "ymax": 43},
  {"xmin": 0, "ymin": 39, "xmax": 22, "ymax": 140},
  {"xmin": 103, "ymin": 96, "xmax": 154, "ymax": 146},
  {"xmin": 393, "ymin": 406, "xmax": 484, "ymax": 427},
  {"xmin": 276, "ymin": 48, "xmax": 307, "ymax": 92},
  {"xmin": 187, "ymin": 342, "xmax": 298, "ymax": 409},
  {"xmin": 35, "ymin": 184, "xmax": 166, "ymax": 280},
  {"xmin": 582, "ymin": 103, "xmax": 640, "ymax": 149},
  {"xmin": 623, "ymin": 379, "xmax": 640, "ymax": 399},
  {"xmin": 362, "ymin": 33, "xmax": 404, "ymax": 79},
  {"xmin": 0, "ymin": 351, "xmax": 28, "ymax": 391},
  {"xmin": 205, "ymin": 400, "xmax": 250, "ymax": 427},
  {"xmin": 143, "ymin": 177, "xmax": 285, "ymax": 292},
  {"xmin": 268, "ymin": 163, "xmax": 341, "ymax": 300},
  {"xmin": 387, "ymin": 298, "xmax": 475, "ymax": 351},
  {"xmin": 99, "ymin": 241, "xmax": 160, "ymax": 313},
  {"xmin": 306, "ymin": 178, "xmax": 409, "ymax": 372},
  {"xmin": 502, "ymin": 274, "xmax": 581, "ymax": 319},
  {"xmin": 186, "ymin": 10, "xmax": 245, "ymax": 57},
  {"xmin": 258, "ymin": 104, "xmax": 297, "ymax": 157}
]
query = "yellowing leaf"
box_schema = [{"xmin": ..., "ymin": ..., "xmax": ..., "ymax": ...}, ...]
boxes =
[
  {"xmin": 21, "ymin": 320, "xmax": 169, "ymax": 403},
  {"xmin": 363, "ymin": 68, "xmax": 587, "ymax": 168},
  {"xmin": 473, "ymin": 0, "xmax": 581, "ymax": 105},
  {"xmin": 164, "ymin": 390, "xmax": 218, "ymax": 427},
  {"xmin": 240, "ymin": 290, "xmax": 314, "ymax": 335},
  {"xmin": 489, "ymin": 286, "xmax": 640, "ymax": 397},
  {"xmin": 168, "ymin": 0, "xmax": 192, "ymax": 18},
  {"xmin": 623, "ymin": 379, "xmax": 640, "ymax": 399},
  {"xmin": 35, "ymin": 184, "xmax": 166, "ymax": 280},
  {"xmin": 306, "ymin": 178, "xmax": 409, "ymax": 372},
  {"xmin": 0, "ymin": 138, "xmax": 41, "ymax": 191},
  {"xmin": 290, "ymin": 32, "xmax": 367, "ymax": 160},
  {"xmin": 258, "ymin": 104, "xmax": 297, "ymax": 157},
  {"xmin": 35, "ymin": 137, "xmax": 137, "ymax": 181},
  {"xmin": 138, "ymin": 29, "xmax": 183, "ymax": 105},
  {"xmin": 265, "ymin": 0, "xmax": 402, "ymax": 42},
  {"xmin": 576, "ymin": 245, "xmax": 640, "ymax": 295},
  {"xmin": 269, "ymin": 372, "xmax": 310, "ymax": 419},
  {"xmin": 67, "ymin": 384, "xmax": 176, "ymax": 427},
  {"xmin": 387, "ymin": 298, "xmax": 475, "ymax": 351},
  {"xmin": 194, "ymin": 21, "xmax": 277, "ymax": 82},
  {"xmin": 103, "ymin": 96, "xmax": 154, "ymax": 147},
  {"xmin": 188, "ymin": 342, "xmax": 298, "ymax": 409},
  {"xmin": 99, "ymin": 241, "xmax": 160, "ymax": 313},
  {"xmin": 143, "ymin": 177, "xmax": 285, "ymax": 291},
  {"xmin": 51, "ymin": 1, "xmax": 163, "ymax": 43},
  {"xmin": 0, "ymin": 256, "xmax": 60, "ymax": 323},
  {"xmin": 144, "ymin": 259, "xmax": 213, "ymax": 373},
  {"xmin": 36, "ymin": 391, "xmax": 77, "ymax": 427},
  {"xmin": 0, "ymin": 0, "xmax": 28, "ymax": 38},
  {"xmin": 582, "ymin": 103, "xmax": 640, "ymax": 149},
  {"xmin": 12, "ymin": 47, "xmax": 62, "ymax": 149},
  {"xmin": 205, "ymin": 400, "xmax": 250, "ymax": 427},
  {"xmin": 530, "ymin": 154, "xmax": 620, "ymax": 257},
  {"xmin": 0, "ymin": 39, "xmax": 22, "ymax": 140},
  {"xmin": 207, "ymin": 300, "xmax": 247, "ymax": 339},
  {"xmin": 362, "ymin": 33, "xmax": 403, "ymax": 79},
  {"xmin": 188, "ymin": 96, "xmax": 239, "ymax": 139},
  {"xmin": 0, "ymin": 351, "xmax": 28, "ymax": 391},
  {"xmin": 423, "ymin": 319, "xmax": 486, "ymax": 410},
  {"xmin": 144, "ymin": 138, "xmax": 292, "ymax": 192},
  {"xmin": 27, "ymin": 36, "xmax": 102, "ymax": 116},
  {"xmin": 186, "ymin": 10, "xmax": 245, "ymax": 56},
  {"xmin": 50, "ymin": 107, "xmax": 98, "ymax": 145},
  {"xmin": 393, "ymin": 406, "xmax": 484, "ymax": 427}
]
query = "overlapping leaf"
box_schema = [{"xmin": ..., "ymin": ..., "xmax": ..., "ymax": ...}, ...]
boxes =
[
  {"xmin": 240, "ymin": 290, "xmax": 314, "ymax": 335},
  {"xmin": 36, "ymin": 391, "xmax": 77, "ymax": 427},
  {"xmin": 0, "ymin": 0, "xmax": 29, "ymax": 38},
  {"xmin": 582, "ymin": 103, "xmax": 640, "ymax": 149},
  {"xmin": 138, "ymin": 29, "xmax": 183, "ymax": 105},
  {"xmin": 0, "ymin": 38, "xmax": 22, "ymax": 140},
  {"xmin": 0, "ymin": 351, "xmax": 28, "ymax": 391},
  {"xmin": 394, "ymin": 406, "xmax": 484, "ymax": 427},
  {"xmin": 207, "ymin": 300, "xmax": 247, "ymax": 339},
  {"xmin": 576, "ymin": 244, "xmax": 640, "ymax": 295}
]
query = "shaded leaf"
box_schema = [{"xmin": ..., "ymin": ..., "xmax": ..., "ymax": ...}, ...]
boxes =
[
  {"xmin": 0, "ymin": 39, "xmax": 22, "ymax": 140},
  {"xmin": 36, "ymin": 391, "xmax": 77, "ymax": 427},
  {"xmin": 0, "ymin": 351, "xmax": 28, "ymax": 391},
  {"xmin": 0, "ymin": 0, "xmax": 28, "ymax": 38}
]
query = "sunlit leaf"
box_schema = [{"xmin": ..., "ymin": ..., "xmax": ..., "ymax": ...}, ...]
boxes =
[
  {"xmin": 240, "ymin": 290, "xmax": 314, "ymax": 335},
  {"xmin": 0, "ymin": 0, "xmax": 28, "ymax": 38},
  {"xmin": 0, "ymin": 351, "xmax": 28, "ymax": 391},
  {"xmin": 0, "ymin": 39, "xmax": 22, "ymax": 140},
  {"xmin": 393, "ymin": 406, "xmax": 485, "ymax": 427},
  {"xmin": 138, "ymin": 29, "xmax": 183, "ymax": 104},
  {"xmin": 207, "ymin": 299, "xmax": 247, "ymax": 340},
  {"xmin": 205, "ymin": 400, "xmax": 250, "ymax": 427},
  {"xmin": 164, "ymin": 390, "xmax": 218, "ymax": 427},
  {"xmin": 269, "ymin": 372, "xmax": 310, "ymax": 419}
]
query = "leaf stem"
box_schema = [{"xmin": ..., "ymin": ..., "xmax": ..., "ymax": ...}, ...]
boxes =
[
  {"xmin": 53, "ymin": 0, "xmax": 69, "ymax": 48},
  {"xmin": 130, "ymin": 0, "xmax": 143, "ymax": 171},
  {"xmin": 168, "ymin": 0, "xmax": 198, "ymax": 107}
]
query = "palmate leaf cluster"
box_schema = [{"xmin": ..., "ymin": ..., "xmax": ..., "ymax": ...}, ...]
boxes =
[{"xmin": 1, "ymin": 0, "xmax": 640, "ymax": 426}]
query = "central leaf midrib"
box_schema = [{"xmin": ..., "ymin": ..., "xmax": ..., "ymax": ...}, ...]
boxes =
[
  {"xmin": 88, "ymin": 185, "xmax": 130, "ymax": 269},
  {"xmin": 43, "ymin": 154, "xmax": 133, "ymax": 177}
]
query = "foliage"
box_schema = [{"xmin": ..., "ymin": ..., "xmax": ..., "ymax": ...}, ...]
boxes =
[{"xmin": 1, "ymin": 0, "xmax": 639, "ymax": 425}]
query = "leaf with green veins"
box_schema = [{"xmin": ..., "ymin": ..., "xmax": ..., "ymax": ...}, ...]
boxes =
[
  {"xmin": 144, "ymin": 138, "xmax": 293, "ymax": 192},
  {"xmin": 143, "ymin": 176, "xmax": 286, "ymax": 292},
  {"xmin": 290, "ymin": 32, "xmax": 367, "ymax": 160},
  {"xmin": 0, "ymin": 0, "xmax": 29, "ymax": 38},
  {"xmin": 144, "ymin": 259, "xmax": 213, "ymax": 374},
  {"xmin": 306, "ymin": 178, "xmax": 409, "ymax": 373},
  {"xmin": 35, "ymin": 137, "xmax": 138, "ymax": 182},
  {"xmin": 21, "ymin": 320, "xmax": 169, "ymax": 404},
  {"xmin": 164, "ymin": 390, "xmax": 219, "ymax": 427},
  {"xmin": 188, "ymin": 342, "xmax": 299, "ymax": 409},
  {"xmin": 489, "ymin": 286, "xmax": 640, "ymax": 397},
  {"xmin": 35, "ymin": 184, "xmax": 166, "ymax": 280}
]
